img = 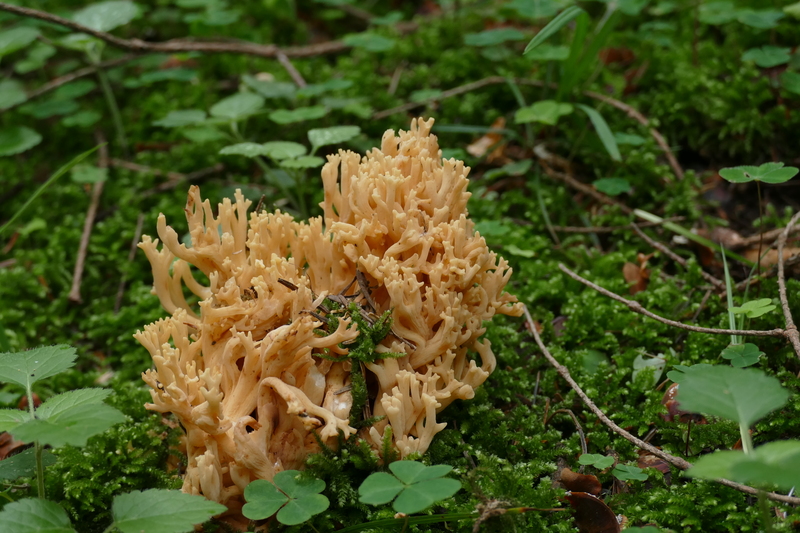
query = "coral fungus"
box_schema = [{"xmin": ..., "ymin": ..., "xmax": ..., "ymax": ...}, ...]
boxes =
[{"xmin": 135, "ymin": 118, "xmax": 522, "ymax": 516}]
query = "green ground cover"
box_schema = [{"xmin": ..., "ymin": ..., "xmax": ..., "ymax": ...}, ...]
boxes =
[{"xmin": 2, "ymin": 0, "xmax": 800, "ymax": 531}]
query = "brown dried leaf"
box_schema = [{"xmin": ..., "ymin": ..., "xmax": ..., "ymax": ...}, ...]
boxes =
[
  {"xmin": 743, "ymin": 246, "xmax": 800, "ymax": 267},
  {"xmin": 0, "ymin": 432, "xmax": 25, "ymax": 460},
  {"xmin": 561, "ymin": 468, "xmax": 602, "ymax": 495},
  {"xmin": 467, "ymin": 117, "xmax": 506, "ymax": 161},
  {"xmin": 564, "ymin": 492, "xmax": 621, "ymax": 533}
]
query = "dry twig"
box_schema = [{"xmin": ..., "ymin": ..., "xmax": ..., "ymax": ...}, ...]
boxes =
[
  {"xmin": 276, "ymin": 52, "xmax": 307, "ymax": 88},
  {"xmin": 547, "ymin": 217, "xmax": 685, "ymax": 233},
  {"xmin": 522, "ymin": 304, "xmax": 800, "ymax": 505},
  {"xmin": 776, "ymin": 211, "xmax": 800, "ymax": 359}
]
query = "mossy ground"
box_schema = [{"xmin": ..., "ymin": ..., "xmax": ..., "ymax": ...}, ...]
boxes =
[{"xmin": 2, "ymin": 0, "xmax": 800, "ymax": 531}]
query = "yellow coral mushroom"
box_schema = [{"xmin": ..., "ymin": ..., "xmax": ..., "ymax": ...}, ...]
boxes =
[{"xmin": 135, "ymin": 117, "xmax": 522, "ymax": 518}]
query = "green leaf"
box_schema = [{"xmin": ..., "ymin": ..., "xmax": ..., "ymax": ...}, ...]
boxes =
[
  {"xmin": 273, "ymin": 470, "xmax": 326, "ymax": 498},
  {"xmin": 262, "ymin": 141, "xmax": 307, "ymax": 160},
  {"xmin": 0, "ymin": 409, "xmax": 29, "ymax": 432},
  {"xmin": 0, "ymin": 345, "xmax": 77, "ymax": 389},
  {"xmin": 592, "ymin": 178, "xmax": 630, "ymax": 196},
  {"xmin": 296, "ymin": 79, "xmax": 353, "ymax": 98},
  {"xmin": 269, "ymin": 106, "xmax": 328, "ymax": 124},
  {"xmin": 393, "ymin": 477, "xmax": 461, "ymax": 514},
  {"xmin": 720, "ymin": 163, "xmax": 798, "ymax": 184},
  {"xmin": 578, "ymin": 454, "xmax": 615, "ymax": 470},
  {"xmin": 308, "ymin": 125, "xmax": 361, "ymax": 152},
  {"xmin": 210, "ymin": 93, "xmax": 265, "ymax": 121},
  {"xmin": 342, "ymin": 32, "xmax": 396, "ymax": 52},
  {"xmin": 729, "ymin": 298, "xmax": 777, "ymax": 318},
  {"xmin": 689, "ymin": 441, "xmax": 800, "ymax": 491},
  {"xmin": 54, "ymin": 80, "xmax": 97, "ymax": 100},
  {"xmin": 277, "ymin": 494, "xmax": 329, "ymax": 525},
  {"xmin": 389, "ymin": 461, "xmax": 429, "ymax": 484},
  {"xmin": 0, "ymin": 27, "xmax": 40, "ymax": 57},
  {"xmin": 613, "ymin": 464, "xmax": 648, "ymax": 481},
  {"xmin": 35, "ymin": 388, "xmax": 112, "ymax": 420},
  {"xmin": 699, "ymin": 2, "xmax": 739, "ymax": 24},
  {"xmin": 112, "ymin": 490, "xmax": 226, "ymax": 533},
  {"xmin": 152, "ymin": 109, "xmax": 207, "ymax": 128},
  {"xmin": 0, "ymin": 498, "xmax": 76, "ymax": 533},
  {"xmin": 614, "ymin": 132, "xmax": 647, "ymax": 146},
  {"xmin": 523, "ymin": 6, "xmax": 586, "ymax": 55},
  {"xmin": 14, "ymin": 43, "xmax": 56, "ymax": 74},
  {"xmin": 741, "ymin": 46, "xmax": 791, "ymax": 68},
  {"xmin": 409, "ymin": 89, "xmax": 443, "ymax": 103},
  {"xmin": 72, "ymin": 1, "xmax": 142, "ymax": 32},
  {"xmin": 576, "ymin": 104, "xmax": 621, "ymax": 161},
  {"xmin": 62, "ymin": 110, "xmax": 102, "ymax": 128},
  {"xmin": 371, "ymin": 11, "xmax": 403, "ymax": 25},
  {"xmin": 359, "ymin": 472, "xmax": 405, "ymax": 505},
  {"xmin": 786, "ymin": 1, "xmax": 800, "ymax": 20},
  {"xmin": 675, "ymin": 365, "xmax": 789, "ymax": 428},
  {"xmin": 632, "ymin": 354, "xmax": 666, "ymax": 388},
  {"xmin": 507, "ymin": 0, "xmax": 560, "ymax": 19},
  {"xmin": 59, "ymin": 33, "xmax": 104, "ymax": 54},
  {"xmin": 515, "ymin": 100, "xmax": 573, "ymax": 125},
  {"xmin": 720, "ymin": 343, "xmax": 764, "ymax": 368},
  {"xmin": 464, "ymin": 28, "xmax": 527, "ymax": 47},
  {"xmin": 523, "ymin": 43, "xmax": 570, "ymax": 61},
  {"xmin": 181, "ymin": 127, "xmax": 226, "ymax": 143},
  {"xmin": 0, "ymin": 80, "xmax": 27, "ymax": 110},
  {"xmin": 737, "ymin": 9, "xmax": 783, "ymax": 29},
  {"xmin": 0, "ymin": 448, "xmax": 56, "ymax": 481},
  {"xmin": 0, "ymin": 126, "xmax": 42, "ymax": 157},
  {"xmin": 241, "ymin": 75, "xmax": 296, "ymax": 99},
  {"xmin": 11, "ymin": 403, "xmax": 126, "ymax": 447},
  {"xmin": 70, "ymin": 165, "xmax": 108, "ymax": 184},
  {"xmin": 280, "ymin": 156, "xmax": 326, "ymax": 169},
  {"xmin": 20, "ymin": 99, "xmax": 80, "ymax": 119},
  {"xmin": 219, "ymin": 142, "xmax": 269, "ymax": 158},
  {"xmin": 780, "ymin": 71, "xmax": 800, "ymax": 95},
  {"xmin": 242, "ymin": 479, "xmax": 288, "ymax": 520},
  {"xmin": 759, "ymin": 166, "xmax": 799, "ymax": 184}
]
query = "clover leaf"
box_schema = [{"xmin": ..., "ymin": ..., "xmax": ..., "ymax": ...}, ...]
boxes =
[
  {"xmin": 578, "ymin": 453, "xmax": 615, "ymax": 470},
  {"xmin": 721, "ymin": 343, "xmax": 764, "ymax": 368},
  {"xmin": 243, "ymin": 470, "xmax": 329, "ymax": 526},
  {"xmin": 358, "ymin": 461, "xmax": 461, "ymax": 514},
  {"xmin": 729, "ymin": 298, "xmax": 776, "ymax": 318},
  {"xmin": 719, "ymin": 162, "xmax": 799, "ymax": 184},
  {"xmin": 612, "ymin": 464, "xmax": 648, "ymax": 481}
]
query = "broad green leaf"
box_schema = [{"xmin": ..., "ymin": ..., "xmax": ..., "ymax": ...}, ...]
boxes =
[
  {"xmin": 578, "ymin": 454, "xmax": 615, "ymax": 470},
  {"xmin": 242, "ymin": 479, "xmax": 288, "ymax": 520},
  {"xmin": 729, "ymin": 298, "xmax": 776, "ymax": 318},
  {"xmin": 269, "ymin": 106, "xmax": 328, "ymax": 125},
  {"xmin": 11, "ymin": 402, "xmax": 126, "ymax": 447},
  {"xmin": 464, "ymin": 28, "xmax": 526, "ymax": 47},
  {"xmin": 0, "ymin": 27, "xmax": 40, "ymax": 57},
  {"xmin": 53, "ymin": 80, "xmax": 97, "ymax": 100},
  {"xmin": 737, "ymin": 9, "xmax": 783, "ymax": 29},
  {"xmin": 277, "ymin": 495, "xmax": 329, "ymax": 526},
  {"xmin": 0, "ymin": 498, "xmax": 76, "ymax": 533},
  {"xmin": 741, "ymin": 46, "xmax": 791, "ymax": 68},
  {"xmin": 699, "ymin": 2, "xmax": 739, "ymax": 24},
  {"xmin": 577, "ymin": 104, "xmax": 621, "ymax": 161},
  {"xmin": 720, "ymin": 163, "xmax": 798, "ymax": 184},
  {"xmin": 0, "ymin": 345, "xmax": 77, "ymax": 389},
  {"xmin": 72, "ymin": 1, "xmax": 142, "ymax": 32},
  {"xmin": 614, "ymin": 132, "xmax": 647, "ymax": 146},
  {"xmin": 358, "ymin": 472, "xmax": 404, "ymax": 505},
  {"xmin": 689, "ymin": 441, "xmax": 800, "ymax": 491},
  {"xmin": 0, "ymin": 126, "xmax": 43, "ymax": 157},
  {"xmin": 112, "ymin": 489, "xmax": 226, "ymax": 533},
  {"xmin": 593, "ymin": 178, "xmax": 630, "ymax": 196},
  {"xmin": 308, "ymin": 125, "xmax": 360, "ymax": 152},
  {"xmin": 0, "ymin": 80, "xmax": 27, "ymax": 110},
  {"xmin": 786, "ymin": 1, "xmax": 800, "ymax": 19},
  {"xmin": 262, "ymin": 141, "xmax": 307, "ymax": 160},
  {"xmin": 273, "ymin": 470, "xmax": 326, "ymax": 498},
  {"xmin": 781, "ymin": 71, "xmax": 800, "ymax": 95},
  {"xmin": 515, "ymin": 100, "xmax": 573, "ymax": 125},
  {"xmin": 675, "ymin": 365, "xmax": 788, "ymax": 428},
  {"xmin": 409, "ymin": 464, "xmax": 453, "ymax": 483},
  {"xmin": 410, "ymin": 89, "xmax": 443, "ymax": 103},
  {"xmin": 242, "ymin": 75, "xmax": 296, "ymax": 99},
  {"xmin": 59, "ymin": 33, "xmax": 104, "ymax": 54},
  {"xmin": 721, "ymin": 343, "xmax": 764, "ymax": 368},
  {"xmin": 14, "ymin": 43, "xmax": 56, "ymax": 74},
  {"xmin": 612, "ymin": 465, "xmax": 648, "ymax": 481},
  {"xmin": 371, "ymin": 11, "xmax": 404, "ymax": 25},
  {"xmin": 181, "ymin": 127, "xmax": 227, "ymax": 143},
  {"xmin": 759, "ymin": 166, "xmax": 799, "ymax": 184},
  {"xmin": 35, "ymin": 388, "xmax": 112, "ymax": 420},
  {"xmin": 297, "ymin": 79, "xmax": 353, "ymax": 98},
  {"xmin": 524, "ymin": 43, "xmax": 570, "ymax": 61},
  {"xmin": 153, "ymin": 109, "xmax": 207, "ymax": 128},
  {"xmin": 71, "ymin": 165, "xmax": 108, "ymax": 184},
  {"xmin": 219, "ymin": 142, "xmax": 269, "ymax": 158},
  {"xmin": 210, "ymin": 93, "xmax": 265, "ymax": 120},
  {"xmin": 389, "ymin": 461, "xmax": 428, "ymax": 484},
  {"xmin": 523, "ymin": 6, "xmax": 585, "ymax": 55},
  {"xmin": 62, "ymin": 110, "xmax": 102, "ymax": 128},
  {"xmin": 0, "ymin": 409, "xmax": 29, "ymax": 432},
  {"xmin": 0, "ymin": 448, "xmax": 56, "ymax": 481},
  {"xmin": 20, "ymin": 99, "xmax": 80, "ymax": 119},
  {"xmin": 280, "ymin": 156, "xmax": 325, "ymax": 168},
  {"xmin": 392, "ymin": 477, "xmax": 461, "ymax": 514},
  {"xmin": 342, "ymin": 32, "xmax": 396, "ymax": 52}
]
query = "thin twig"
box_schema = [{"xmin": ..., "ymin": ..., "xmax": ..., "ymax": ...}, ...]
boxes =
[
  {"xmin": 545, "ymin": 217, "xmax": 685, "ymax": 233},
  {"xmin": 110, "ymin": 159, "xmax": 185, "ymax": 181},
  {"xmin": 734, "ymin": 253, "xmax": 800, "ymax": 291},
  {"xmin": 68, "ymin": 134, "xmax": 108, "ymax": 303},
  {"xmin": 114, "ymin": 213, "xmax": 144, "ymax": 313},
  {"xmin": 558, "ymin": 263, "xmax": 786, "ymax": 338},
  {"xmin": 733, "ymin": 225, "xmax": 800, "ymax": 250},
  {"xmin": 388, "ymin": 62, "xmax": 406, "ymax": 96},
  {"xmin": 776, "ymin": 211, "xmax": 800, "ymax": 359},
  {"xmin": 630, "ymin": 223, "xmax": 725, "ymax": 291},
  {"xmin": 276, "ymin": 51, "xmax": 306, "ymax": 88},
  {"xmin": 522, "ymin": 304, "xmax": 800, "ymax": 505},
  {"xmin": 550, "ymin": 409, "xmax": 587, "ymax": 455}
]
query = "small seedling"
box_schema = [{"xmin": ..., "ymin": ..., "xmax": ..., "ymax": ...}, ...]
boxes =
[
  {"xmin": 729, "ymin": 298, "xmax": 777, "ymax": 319},
  {"xmin": 358, "ymin": 460, "xmax": 461, "ymax": 514},
  {"xmin": 578, "ymin": 454, "xmax": 615, "ymax": 470},
  {"xmin": 720, "ymin": 343, "xmax": 764, "ymax": 368},
  {"xmin": 242, "ymin": 470, "xmax": 330, "ymax": 526}
]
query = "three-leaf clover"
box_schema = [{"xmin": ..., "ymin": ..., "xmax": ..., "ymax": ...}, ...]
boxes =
[
  {"xmin": 578, "ymin": 453, "xmax": 615, "ymax": 470},
  {"xmin": 721, "ymin": 343, "xmax": 764, "ymax": 368},
  {"xmin": 719, "ymin": 162, "xmax": 799, "ymax": 184},
  {"xmin": 729, "ymin": 298, "xmax": 776, "ymax": 318},
  {"xmin": 358, "ymin": 461, "xmax": 461, "ymax": 514},
  {"xmin": 242, "ymin": 470, "xmax": 329, "ymax": 525},
  {"xmin": 612, "ymin": 464, "xmax": 648, "ymax": 482}
]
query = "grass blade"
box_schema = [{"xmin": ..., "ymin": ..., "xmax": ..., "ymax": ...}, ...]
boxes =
[
  {"xmin": 524, "ymin": 6, "xmax": 586, "ymax": 55},
  {"xmin": 577, "ymin": 104, "xmax": 621, "ymax": 161}
]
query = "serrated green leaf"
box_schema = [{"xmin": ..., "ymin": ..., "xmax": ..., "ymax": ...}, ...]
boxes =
[
  {"xmin": 0, "ymin": 27, "xmax": 41, "ymax": 57},
  {"xmin": 0, "ymin": 126, "xmax": 43, "ymax": 157},
  {"xmin": 689, "ymin": 441, "xmax": 800, "ymax": 491},
  {"xmin": 153, "ymin": 109, "xmax": 207, "ymax": 128},
  {"xmin": 0, "ymin": 448, "xmax": 56, "ymax": 481},
  {"xmin": 464, "ymin": 28, "xmax": 526, "ymax": 47},
  {"xmin": 0, "ymin": 345, "xmax": 76, "ymax": 389},
  {"xmin": 242, "ymin": 479, "xmax": 288, "ymax": 520},
  {"xmin": 358, "ymin": 472, "xmax": 404, "ymax": 505},
  {"xmin": 72, "ymin": 1, "xmax": 142, "ymax": 32},
  {"xmin": 593, "ymin": 178, "xmax": 631, "ymax": 196},
  {"xmin": 577, "ymin": 104, "xmax": 621, "ymax": 161},
  {"xmin": 742, "ymin": 46, "xmax": 791, "ymax": 68},
  {"xmin": 35, "ymin": 388, "xmax": 112, "ymax": 420},
  {"xmin": 0, "ymin": 498, "xmax": 76, "ymax": 533},
  {"xmin": 515, "ymin": 100, "xmax": 573, "ymax": 125},
  {"xmin": 392, "ymin": 477, "xmax": 461, "ymax": 514},
  {"xmin": 11, "ymin": 402, "xmax": 126, "ymax": 447},
  {"xmin": 112, "ymin": 489, "xmax": 226, "ymax": 533},
  {"xmin": 269, "ymin": 106, "xmax": 328, "ymax": 125},
  {"xmin": 0, "ymin": 409, "xmax": 29, "ymax": 432},
  {"xmin": 0, "ymin": 80, "xmax": 27, "ymax": 111},
  {"xmin": 342, "ymin": 32, "xmax": 396, "ymax": 52},
  {"xmin": 308, "ymin": 125, "xmax": 360, "ymax": 152},
  {"xmin": 676, "ymin": 365, "xmax": 788, "ymax": 428},
  {"xmin": 219, "ymin": 142, "xmax": 269, "ymax": 158},
  {"xmin": 210, "ymin": 93, "xmax": 265, "ymax": 120},
  {"xmin": 276, "ymin": 494, "xmax": 329, "ymax": 525},
  {"xmin": 523, "ymin": 6, "xmax": 585, "ymax": 54},
  {"xmin": 721, "ymin": 343, "xmax": 764, "ymax": 368},
  {"xmin": 280, "ymin": 156, "xmax": 325, "ymax": 168}
]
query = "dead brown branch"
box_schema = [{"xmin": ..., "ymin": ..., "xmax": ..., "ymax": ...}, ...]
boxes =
[{"xmin": 776, "ymin": 211, "xmax": 800, "ymax": 360}]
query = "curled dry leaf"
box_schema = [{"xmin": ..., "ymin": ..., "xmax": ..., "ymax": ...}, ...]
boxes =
[
  {"xmin": 564, "ymin": 492, "xmax": 621, "ymax": 533},
  {"xmin": 622, "ymin": 253, "xmax": 652, "ymax": 295},
  {"xmin": 467, "ymin": 117, "xmax": 507, "ymax": 162},
  {"xmin": 560, "ymin": 468, "xmax": 602, "ymax": 496},
  {"xmin": 636, "ymin": 450, "xmax": 671, "ymax": 475},
  {"xmin": 660, "ymin": 383, "xmax": 706, "ymax": 424}
]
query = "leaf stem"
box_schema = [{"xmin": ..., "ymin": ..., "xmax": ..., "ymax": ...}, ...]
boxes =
[
  {"xmin": 739, "ymin": 422, "xmax": 754, "ymax": 456},
  {"xmin": 25, "ymin": 381, "xmax": 45, "ymax": 499}
]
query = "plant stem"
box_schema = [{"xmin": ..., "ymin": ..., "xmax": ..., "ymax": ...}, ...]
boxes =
[
  {"xmin": 758, "ymin": 490, "xmax": 778, "ymax": 533},
  {"xmin": 756, "ymin": 181, "xmax": 764, "ymax": 296},
  {"xmin": 25, "ymin": 385, "xmax": 45, "ymax": 499},
  {"xmin": 739, "ymin": 422, "xmax": 754, "ymax": 456},
  {"xmin": 93, "ymin": 60, "xmax": 130, "ymax": 157}
]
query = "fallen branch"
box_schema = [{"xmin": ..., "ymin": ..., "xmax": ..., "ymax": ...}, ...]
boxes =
[
  {"xmin": 522, "ymin": 304, "xmax": 800, "ymax": 505},
  {"xmin": 776, "ymin": 211, "xmax": 800, "ymax": 360},
  {"xmin": 558, "ymin": 263, "xmax": 786, "ymax": 339},
  {"xmin": 276, "ymin": 51, "xmax": 307, "ymax": 88}
]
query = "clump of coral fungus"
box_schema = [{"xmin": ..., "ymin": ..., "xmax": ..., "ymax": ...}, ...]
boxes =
[{"xmin": 135, "ymin": 118, "xmax": 522, "ymax": 517}]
